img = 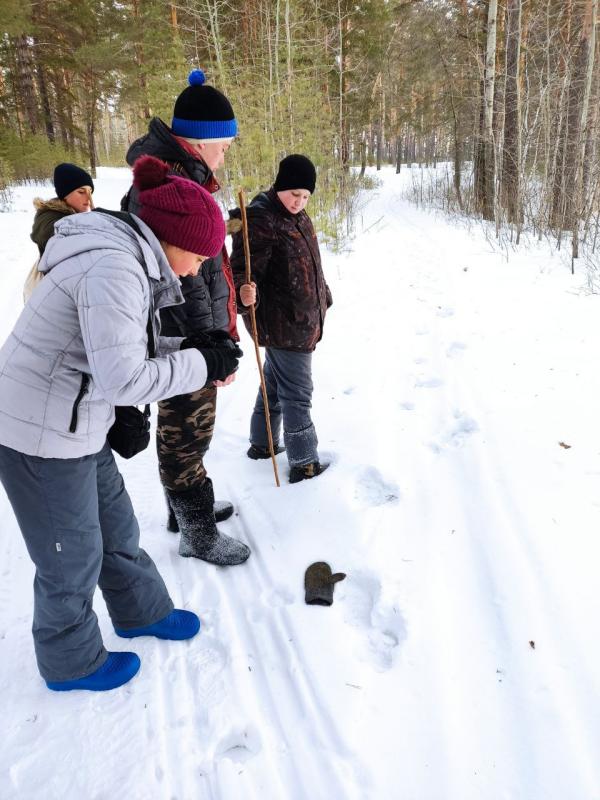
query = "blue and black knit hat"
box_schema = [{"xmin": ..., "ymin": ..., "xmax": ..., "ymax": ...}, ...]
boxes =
[{"xmin": 171, "ymin": 70, "xmax": 237, "ymax": 141}]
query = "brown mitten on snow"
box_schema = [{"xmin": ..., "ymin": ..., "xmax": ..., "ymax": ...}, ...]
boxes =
[{"xmin": 304, "ymin": 562, "xmax": 346, "ymax": 606}]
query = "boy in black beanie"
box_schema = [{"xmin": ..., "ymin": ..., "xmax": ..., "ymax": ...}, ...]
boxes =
[{"xmin": 230, "ymin": 154, "xmax": 333, "ymax": 483}]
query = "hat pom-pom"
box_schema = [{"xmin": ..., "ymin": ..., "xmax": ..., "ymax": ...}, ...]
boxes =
[
  {"xmin": 133, "ymin": 155, "xmax": 169, "ymax": 191},
  {"xmin": 188, "ymin": 69, "xmax": 206, "ymax": 87}
]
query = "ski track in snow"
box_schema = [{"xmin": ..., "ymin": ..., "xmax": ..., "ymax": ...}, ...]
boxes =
[{"xmin": 217, "ymin": 505, "xmax": 368, "ymax": 798}]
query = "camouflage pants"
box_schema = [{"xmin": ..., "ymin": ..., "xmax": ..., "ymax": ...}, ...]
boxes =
[{"xmin": 156, "ymin": 386, "xmax": 217, "ymax": 491}]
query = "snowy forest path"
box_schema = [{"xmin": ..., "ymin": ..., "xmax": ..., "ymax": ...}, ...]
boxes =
[
  {"xmin": 1, "ymin": 168, "xmax": 600, "ymax": 800},
  {"xmin": 371, "ymin": 181, "xmax": 600, "ymax": 798}
]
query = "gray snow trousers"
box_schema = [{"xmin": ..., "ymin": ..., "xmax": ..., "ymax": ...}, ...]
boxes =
[
  {"xmin": 0, "ymin": 441, "xmax": 173, "ymax": 682},
  {"xmin": 250, "ymin": 347, "xmax": 318, "ymax": 466}
]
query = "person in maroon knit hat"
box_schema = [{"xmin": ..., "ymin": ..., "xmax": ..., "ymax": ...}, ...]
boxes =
[
  {"xmin": 133, "ymin": 155, "xmax": 251, "ymax": 566},
  {"xmin": 0, "ymin": 155, "xmax": 247, "ymax": 693},
  {"xmin": 134, "ymin": 155, "xmax": 225, "ymax": 259}
]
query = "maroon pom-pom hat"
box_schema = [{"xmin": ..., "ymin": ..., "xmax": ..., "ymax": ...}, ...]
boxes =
[{"xmin": 132, "ymin": 155, "xmax": 225, "ymax": 258}]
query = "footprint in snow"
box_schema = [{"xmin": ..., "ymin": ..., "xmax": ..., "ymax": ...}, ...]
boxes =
[
  {"xmin": 429, "ymin": 411, "xmax": 479, "ymax": 453},
  {"xmin": 353, "ymin": 466, "xmax": 400, "ymax": 508},
  {"xmin": 186, "ymin": 637, "xmax": 228, "ymax": 683},
  {"xmin": 339, "ymin": 571, "xmax": 406, "ymax": 672}
]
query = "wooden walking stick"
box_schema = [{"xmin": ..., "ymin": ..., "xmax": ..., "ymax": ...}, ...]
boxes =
[{"xmin": 238, "ymin": 189, "xmax": 281, "ymax": 487}]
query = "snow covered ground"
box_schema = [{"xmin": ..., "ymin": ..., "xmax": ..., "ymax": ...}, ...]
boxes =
[{"xmin": 1, "ymin": 166, "xmax": 600, "ymax": 800}]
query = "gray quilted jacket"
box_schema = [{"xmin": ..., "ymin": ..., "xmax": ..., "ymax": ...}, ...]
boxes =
[{"xmin": 0, "ymin": 211, "xmax": 207, "ymax": 458}]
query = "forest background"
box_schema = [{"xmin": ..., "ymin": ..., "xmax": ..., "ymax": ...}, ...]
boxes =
[{"xmin": 1, "ymin": 0, "xmax": 599, "ymax": 260}]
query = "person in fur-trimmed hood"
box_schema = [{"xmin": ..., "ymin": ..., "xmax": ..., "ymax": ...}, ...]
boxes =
[
  {"xmin": 122, "ymin": 69, "xmax": 240, "ymax": 541},
  {"xmin": 25, "ymin": 164, "xmax": 95, "ymax": 302},
  {"xmin": 30, "ymin": 163, "xmax": 94, "ymax": 256},
  {"xmin": 230, "ymin": 154, "xmax": 333, "ymax": 484}
]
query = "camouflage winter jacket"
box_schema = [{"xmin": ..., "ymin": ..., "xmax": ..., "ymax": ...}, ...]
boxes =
[
  {"xmin": 230, "ymin": 189, "xmax": 332, "ymax": 352},
  {"xmin": 122, "ymin": 117, "xmax": 237, "ymax": 339}
]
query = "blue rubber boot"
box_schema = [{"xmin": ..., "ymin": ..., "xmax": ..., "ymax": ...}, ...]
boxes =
[
  {"xmin": 46, "ymin": 651, "xmax": 140, "ymax": 692},
  {"xmin": 115, "ymin": 609, "xmax": 200, "ymax": 641}
]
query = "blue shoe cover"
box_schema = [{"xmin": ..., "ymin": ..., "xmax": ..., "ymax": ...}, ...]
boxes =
[
  {"xmin": 115, "ymin": 609, "xmax": 200, "ymax": 641},
  {"xmin": 46, "ymin": 651, "xmax": 140, "ymax": 692}
]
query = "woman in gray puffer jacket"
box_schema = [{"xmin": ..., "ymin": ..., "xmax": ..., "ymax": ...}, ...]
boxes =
[{"xmin": 0, "ymin": 156, "xmax": 244, "ymax": 692}]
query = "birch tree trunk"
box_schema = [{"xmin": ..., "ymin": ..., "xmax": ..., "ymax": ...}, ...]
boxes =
[
  {"xmin": 572, "ymin": 0, "xmax": 598, "ymax": 264},
  {"xmin": 482, "ymin": 0, "xmax": 498, "ymax": 221},
  {"xmin": 501, "ymin": 0, "xmax": 522, "ymax": 225}
]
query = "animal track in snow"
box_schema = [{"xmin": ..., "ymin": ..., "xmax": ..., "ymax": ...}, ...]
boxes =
[
  {"xmin": 215, "ymin": 726, "xmax": 262, "ymax": 763},
  {"xmin": 399, "ymin": 401, "xmax": 415, "ymax": 411},
  {"xmin": 266, "ymin": 586, "xmax": 295, "ymax": 608},
  {"xmin": 436, "ymin": 306, "xmax": 455, "ymax": 318},
  {"xmin": 447, "ymin": 341, "xmax": 467, "ymax": 358},
  {"xmin": 339, "ymin": 572, "xmax": 406, "ymax": 672},
  {"xmin": 353, "ymin": 467, "xmax": 400, "ymax": 508},
  {"xmin": 429, "ymin": 411, "xmax": 479, "ymax": 453},
  {"xmin": 415, "ymin": 376, "xmax": 444, "ymax": 389},
  {"xmin": 246, "ymin": 586, "xmax": 295, "ymax": 624}
]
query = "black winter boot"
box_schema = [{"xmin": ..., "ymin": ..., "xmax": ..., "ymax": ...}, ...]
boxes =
[
  {"xmin": 247, "ymin": 443, "xmax": 285, "ymax": 460},
  {"xmin": 167, "ymin": 480, "xmax": 250, "ymax": 566},
  {"xmin": 213, "ymin": 500, "xmax": 234, "ymax": 523},
  {"xmin": 289, "ymin": 461, "xmax": 330, "ymax": 484},
  {"xmin": 165, "ymin": 489, "xmax": 179, "ymax": 533},
  {"xmin": 164, "ymin": 489, "xmax": 234, "ymax": 533}
]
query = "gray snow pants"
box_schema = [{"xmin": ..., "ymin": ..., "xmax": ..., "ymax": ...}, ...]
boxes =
[
  {"xmin": 0, "ymin": 441, "xmax": 173, "ymax": 682},
  {"xmin": 250, "ymin": 347, "xmax": 318, "ymax": 467}
]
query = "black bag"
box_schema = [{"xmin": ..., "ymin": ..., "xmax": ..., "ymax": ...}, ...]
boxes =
[
  {"xmin": 101, "ymin": 209, "xmax": 155, "ymax": 460},
  {"xmin": 107, "ymin": 405, "xmax": 151, "ymax": 459}
]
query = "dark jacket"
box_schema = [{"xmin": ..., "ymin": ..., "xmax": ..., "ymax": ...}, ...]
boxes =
[
  {"xmin": 230, "ymin": 189, "xmax": 332, "ymax": 353},
  {"xmin": 30, "ymin": 198, "xmax": 77, "ymax": 256},
  {"xmin": 122, "ymin": 117, "xmax": 237, "ymax": 338}
]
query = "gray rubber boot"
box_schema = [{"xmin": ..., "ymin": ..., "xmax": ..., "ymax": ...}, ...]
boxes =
[{"xmin": 167, "ymin": 480, "xmax": 250, "ymax": 566}]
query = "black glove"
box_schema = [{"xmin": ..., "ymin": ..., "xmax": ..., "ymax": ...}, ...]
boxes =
[
  {"xmin": 181, "ymin": 331, "xmax": 243, "ymax": 383},
  {"xmin": 304, "ymin": 562, "xmax": 346, "ymax": 606}
]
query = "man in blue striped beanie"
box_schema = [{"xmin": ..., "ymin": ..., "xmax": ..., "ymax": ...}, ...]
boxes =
[
  {"xmin": 170, "ymin": 69, "xmax": 237, "ymax": 171},
  {"xmin": 122, "ymin": 71, "xmax": 246, "ymax": 567}
]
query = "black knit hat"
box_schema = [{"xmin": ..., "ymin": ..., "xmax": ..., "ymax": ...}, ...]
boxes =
[
  {"xmin": 53, "ymin": 163, "xmax": 94, "ymax": 199},
  {"xmin": 171, "ymin": 70, "xmax": 237, "ymax": 140},
  {"xmin": 273, "ymin": 154, "xmax": 316, "ymax": 194}
]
